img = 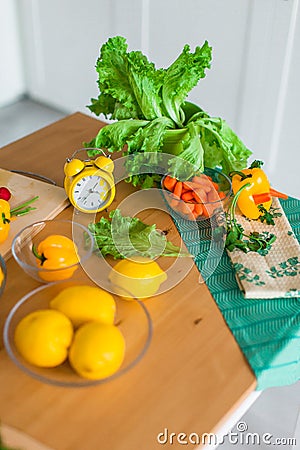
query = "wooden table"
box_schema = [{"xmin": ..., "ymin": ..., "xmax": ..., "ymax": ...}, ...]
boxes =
[{"xmin": 0, "ymin": 113, "xmax": 256, "ymax": 450}]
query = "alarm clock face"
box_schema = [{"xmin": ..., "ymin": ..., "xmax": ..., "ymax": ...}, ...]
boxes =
[{"xmin": 72, "ymin": 174, "xmax": 111, "ymax": 211}]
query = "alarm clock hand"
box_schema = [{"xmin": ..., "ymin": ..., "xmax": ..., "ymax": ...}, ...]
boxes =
[
  {"xmin": 80, "ymin": 186, "xmax": 101, "ymax": 204},
  {"xmin": 91, "ymin": 182, "xmax": 101, "ymax": 193},
  {"xmin": 79, "ymin": 187, "xmax": 93, "ymax": 202}
]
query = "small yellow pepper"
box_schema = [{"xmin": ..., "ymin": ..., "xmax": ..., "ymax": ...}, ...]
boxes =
[
  {"xmin": 230, "ymin": 160, "xmax": 287, "ymax": 220},
  {"xmin": 0, "ymin": 199, "xmax": 11, "ymax": 244},
  {"xmin": 33, "ymin": 234, "xmax": 79, "ymax": 282}
]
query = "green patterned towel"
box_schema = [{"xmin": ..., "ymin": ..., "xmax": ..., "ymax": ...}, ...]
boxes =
[
  {"xmin": 227, "ymin": 198, "xmax": 300, "ymax": 298},
  {"xmin": 171, "ymin": 197, "xmax": 300, "ymax": 390}
]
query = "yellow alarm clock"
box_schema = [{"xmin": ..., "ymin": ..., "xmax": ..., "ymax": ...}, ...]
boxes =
[{"xmin": 64, "ymin": 149, "xmax": 115, "ymax": 213}]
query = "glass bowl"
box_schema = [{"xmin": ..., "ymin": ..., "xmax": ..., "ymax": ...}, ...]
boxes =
[
  {"xmin": 161, "ymin": 167, "xmax": 232, "ymax": 222},
  {"xmin": 0, "ymin": 254, "xmax": 7, "ymax": 297},
  {"xmin": 11, "ymin": 220, "xmax": 94, "ymax": 283},
  {"xmin": 3, "ymin": 280, "xmax": 152, "ymax": 387}
]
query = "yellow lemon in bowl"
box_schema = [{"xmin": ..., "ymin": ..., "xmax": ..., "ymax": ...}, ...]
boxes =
[
  {"xmin": 69, "ymin": 322, "xmax": 125, "ymax": 380},
  {"xmin": 108, "ymin": 256, "xmax": 167, "ymax": 300},
  {"xmin": 49, "ymin": 285, "xmax": 116, "ymax": 328},
  {"xmin": 14, "ymin": 309, "xmax": 73, "ymax": 368}
]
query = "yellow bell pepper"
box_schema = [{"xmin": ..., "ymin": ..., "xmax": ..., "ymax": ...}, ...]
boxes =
[
  {"xmin": 230, "ymin": 160, "xmax": 287, "ymax": 220},
  {"xmin": 32, "ymin": 234, "xmax": 79, "ymax": 281},
  {"xmin": 0, "ymin": 195, "xmax": 40, "ymax": 245},
  {"xmin": 0, "ymin": 199, "xmax": 11, "ymax": 244}
]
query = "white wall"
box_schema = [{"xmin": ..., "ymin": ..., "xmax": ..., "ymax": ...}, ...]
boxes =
[
  {"xmin": 17, "ymin": 0, "xmax": 251, "ymax": 126},
  {"xmin": 5, "ymin": 0, "xmax": 300, "ymax": 197},
  {"xmin": 0, "ymin": 0, "xmax": 25, "ymax": 107},
  {"xmin": 238, "ymin": 0, "xmax": 300, "ymax": 198},
  {"xmin": 16, "ymin": 0, "xmax": 150, "ymax": 114}
]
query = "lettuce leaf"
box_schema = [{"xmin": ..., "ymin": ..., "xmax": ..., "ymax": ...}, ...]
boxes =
[
  {"xmin": 162, "ymin": 41, "xmax": 212, "ymax": 127},
  {"xmin": 87, "ymin": 36, "xmax": 252, "ymax": 187},
  {"xmin": 95, "ymin": 119, "xmax": 149, "ymax": 151},
  {"xmin": 127, "ymin": 117, "xmax": 174, "ymax": 153},
  {"xmin": 88, "ymin": 209, "xmax": 191, "ymax": 259},
  {"xmin": 188, "ymin": 112, "xmax": 252, "ymax": 174},
  {"xmin": 88, "ymin": 36, "xmax": 167, "ymax": 121},
  {"xmin": 168, "ymin": 122, "xmax": 204, "ymax": 179},
  {"xmin": 90, "ymin": 36, "xmax": 143, "ymax": 119},
  {"xmin": 127, "ymin": 51, "xmax": 166, "ymax": 120}
]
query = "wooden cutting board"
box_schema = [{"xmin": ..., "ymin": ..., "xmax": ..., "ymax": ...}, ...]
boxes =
[{"xmin": 0, "ymin": 168, "xmax": 70, "ymax": 260}]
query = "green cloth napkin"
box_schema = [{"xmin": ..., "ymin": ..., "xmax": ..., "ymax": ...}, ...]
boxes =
[{"xmin": 170, "ymin": 197, "xmax": 300, "ymax": 390}]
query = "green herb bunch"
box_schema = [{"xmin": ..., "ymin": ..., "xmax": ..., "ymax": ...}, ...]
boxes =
[{"xmin": 225, "ymin": 184, "xmax": 277, "ymax": 255}]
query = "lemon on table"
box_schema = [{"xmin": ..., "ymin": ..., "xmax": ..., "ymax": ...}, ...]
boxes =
[
  {"xmin": 108, "ymin": 256, "xmax": 167, "ymax": 300},
  {"xmin": 69, "ymin": 322, "xmax": 125, "ymax": 380},
  {"xmin": 49, "ymin": 285, "xmax": 116, "ymax": 328},
  {"xmin": 14, "ymin": 309, "xmax": 73, "ymax": 368}
]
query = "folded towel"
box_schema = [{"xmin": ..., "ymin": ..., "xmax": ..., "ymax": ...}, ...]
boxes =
[{"xmin": 227, "ymin": 198, "xmax": 300, "ymax": 299}]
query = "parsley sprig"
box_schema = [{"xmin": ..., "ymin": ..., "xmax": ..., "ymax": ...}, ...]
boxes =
[
  {"xmin": 258, "ymin": 205, "xmax": 282, "ymax": 225},
  {"xmin": 225, "ymin": 184, "xmax": 276, "ymax": 255}
]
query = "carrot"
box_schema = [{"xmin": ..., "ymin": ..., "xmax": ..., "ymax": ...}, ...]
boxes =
[
  {"xmin": 201, "ymin": 205, "xmax": 210, "ymax": 217},
  {"xmin": 181, "ymin": 191, "xmax": 194, "ymax": 202},
  {"xmin": 192, "ymin": 175, "xmax": 211, "ymax": 186},
  {"xmin": 185, "ymin": 202, "xmax": 195, "ymax": 213},
  {"xmin": 183, "ymin": 181, "xmax": 199, "ymax": 191},
  {"xmin": 198, "ymin": 183, "xmax": 211, "ymax": 193},
  {"xmin": 173, "ymin": 181, "xmax": 183, "ymax": 198},
  {"xmin": 192, "ymin": 175, "xmax": 206, "ymax": 184},
  {"xmin": 194, "ymin": 203, "xmax": 203, "ymax": 216},
  {"xmin": 269, "ymin": 188, "xmax": 288, "ymax": 200},
  {"xmin": 207, "ymin": 190, "xmax": 220, "ymax": 203},
  {"xmin": 204, "ymin": 202, "xmax": 218, "ymax": 218},
  {"xmin": 181, "ymin": 186, "xmax": 190, "ymax": 194},
  {"xmin": 175, "ymin": 201, "xmax": 193, "ymax": 219},
  {"xmin": 164, "ymin": 175, "xmax": 177, "ymax": 192},
  {"xmin": 218, "ymin": 191, "xmax": 226, "ymax": 200},
  {"xmin": 252, "ymin": 192, "xmax": 272, "ymax": 205},
  {"xmin": 191, "ymin": 177, "xmax": 212, "ymax": 193},
  {"xmin": 193, "ymin": 188, "xmax": 207, "ymax": 203},
  {"xmin": 211, "ymin": 181, "xmax": 220, "ymax": 191}
]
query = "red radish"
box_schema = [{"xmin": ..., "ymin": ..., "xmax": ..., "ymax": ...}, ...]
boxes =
[{"xmin": 0, "ymin": 187, "xmax": 11, "ymax": 201}]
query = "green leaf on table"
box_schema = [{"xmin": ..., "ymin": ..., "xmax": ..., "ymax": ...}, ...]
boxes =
[{"xmin": 88, "ymin": 209, "xmax": 191, "ymax": 259}]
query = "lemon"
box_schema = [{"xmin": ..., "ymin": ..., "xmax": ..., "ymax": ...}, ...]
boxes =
[
  {"xmin": 0, "ymin": 266, "xmax": 4, "ymax": 286},
  {"xmin": 69, "ymin": 322, "xmax": 125, "ymax": 380},
  {"xmin": 14, "ymin": 309, "xmax": 73, "ymax": 368},
  {"xmin": 108, "ymin": 256, "xmax": 167, "ymax": 300},
  {"xmin": 49, "ymin": 285, "xmax": 116, "ymax": 328}
]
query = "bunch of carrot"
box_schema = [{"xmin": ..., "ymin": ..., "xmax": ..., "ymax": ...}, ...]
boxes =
[{"xmin": 163, "ymin": 174, "xmax": 227, "ymax": 220}]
